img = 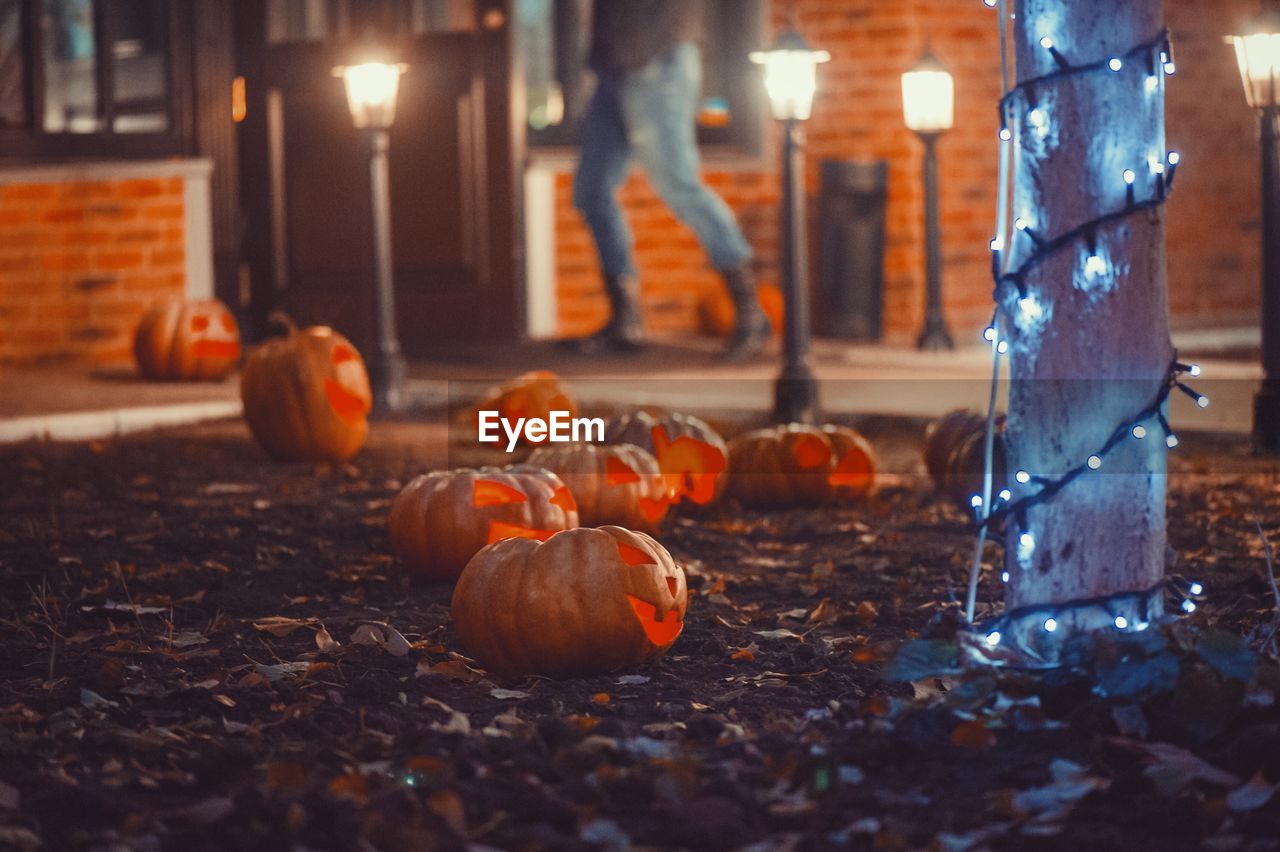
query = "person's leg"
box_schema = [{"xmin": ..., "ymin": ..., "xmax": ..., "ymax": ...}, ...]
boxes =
[
  {"xmin": 621, "ymin": 46, "xmax": 767, "ymax": 359},
  {"xmin": 570, "ymin": 76, "xmax": 645, "ymax": 350}
]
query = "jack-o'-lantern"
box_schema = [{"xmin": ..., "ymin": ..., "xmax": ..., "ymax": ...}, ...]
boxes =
[
  {"xmin": 923, "ymin": 409, "xmax": 1006, "ymax": 509},
  {"xmin": 604, "ymin": 412, "xmax": 729, "ymax": 508},
  {"xmin": 697, "ymin": 284, "xmax": 785, "ymax": 338},
  {"xmin": 451, "ymin": 526, "xmax": 688, "ymax": 677},
  {"xmin": 134, "ymin": 298, "xmax": 241, "ymax": 381},
  {"xmin": 389, "ymin": 465, "xmax": 579, "ymax": 582},
  {"xmin": 727, "ymin": 424, "xmax": 877, "ymax": 507},
  {"xmin": 527, "ymin": 443, "xmax": 669, "ymax": 532},
  {"xmin": 472, "ymin": 371, "xmax": 578, "ymax": 447},
  {"xmin": 239, "ymin": 314, "xmax": 371, "ymax": 462}
]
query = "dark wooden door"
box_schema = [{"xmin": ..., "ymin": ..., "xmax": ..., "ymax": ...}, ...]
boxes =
[{"xmin": 235, "ymin": 0, "xmax": 524, "ymax": 354}]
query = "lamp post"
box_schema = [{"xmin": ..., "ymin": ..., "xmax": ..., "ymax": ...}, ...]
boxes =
[
  {"xmin": 902, "ymin": 49, "xmax": 956, "ymax": 351},
  {"xmin": 1229, "ymin": 16, "xmax": 1280, "ymax": 452},
  {"xmin": 751, "ymin": 32, "xmax": 830, "ymax": 424},
  {"xmin": 333, "ymin": 59, "xmax": 408, "ymax": 414}
]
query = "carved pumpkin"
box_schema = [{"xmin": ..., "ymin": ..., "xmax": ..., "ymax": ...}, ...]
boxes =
[
  {"xmin": 451, "ymin": 526, "xmax": 687, "ymax": 677},
  {"xmin": 604, "ymin": 412, "xmax": 729, "ymax": 508},
  {"xmin": 472, "ymin": 371, "xmax": 578, "ymax": 447},
  {"xmin": 133, "ymin": 297, "xmax": 241, "ymax": 381},
  {"xmin": 239, "ymin": 314, "xmax": 371, "ymax": 462},
  {"xmin": 923, "ymin": 409, "xmax": 1006, "ymax": 509},
  {"xmin": 697, "ymin": 283, "xmax": 785, "ymax": 338},
  {"xmin": 526, "ymin": 443, "xmax": 669, "ymax": 532},
  {"xmin": 727, "ymin": 424, "xmax": 877, "ymax": 507},
  {"xmin": 389, "ymin": 465, "xmax": 579, "ymax": 582}
]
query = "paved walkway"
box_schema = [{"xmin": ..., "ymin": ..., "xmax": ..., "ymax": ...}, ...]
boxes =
[{"xmin": 0, "ymin": 332, "xmax": 1262, "ymax": 443}]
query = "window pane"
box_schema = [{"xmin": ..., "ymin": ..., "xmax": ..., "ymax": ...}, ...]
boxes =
[
  {"xmin": 267, "ymin": 0, "xmax": 330, "ymax": 45},
  {"xmin": 109, "ymin": 0, "xmax": 167, "ymax": 132},
  {"xmin": 0, "ymin": 0, "xmax": 23, "ymax": 128},
  {"xmin": 42, "ymin": 0, "xmax": 101, "ymax": 133},
  {"xmin": 409, "ymin": 0, "xmax": 474, "ymax": 34}
]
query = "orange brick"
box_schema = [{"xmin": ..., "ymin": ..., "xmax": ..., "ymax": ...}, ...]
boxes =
[
  {"xmin": 3, "ymin": 183, "xmax": 57, "ymax": 204},
  {"xmin": 92, "ymin": 250, "xmax": 146, "ymax": 271},
  {"xmin": 41, "ymin": 252, "xmax": 90, "ymax": 273},
  {"xmin": 149, "ymin": 248, "xmax": 185, "ymax": 267},
  {"xmin": 117, "ymin": 178, "xmax": 167, "ymax": 199},
  {"xmin": 141, "ymin": 203, "xmax": 184, "ymax": 222}
]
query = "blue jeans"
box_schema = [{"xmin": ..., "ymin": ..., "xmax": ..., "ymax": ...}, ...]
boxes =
[{"xmin": 573, "ymin": 44, "xmax": 753, "ymax": 279}]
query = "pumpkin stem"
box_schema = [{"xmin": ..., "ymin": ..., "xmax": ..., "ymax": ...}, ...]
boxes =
[{"xmin": 267, "ymin": 312, "xmax": 299, "ymax": 337}]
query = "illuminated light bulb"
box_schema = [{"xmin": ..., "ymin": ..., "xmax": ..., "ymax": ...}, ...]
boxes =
[
  {"xmin": 985, "ymin": 631, "xmax": 1002, "ymax": 646},
  {"xmin": 1017, "ymin": 295, "xmax": 1043, "ymax": 323},
  {"xmin": 1189, "ymin": 582, "xmax": 1203, "ymax": 596},
  {"xmin": 990, "ymin": 235, "xmax": 1004, "ymax": 251},
  {"xmin": 1044, "ymin": 617, "xmax": 1058, "ymax": 633},
  {"xmin": 1145, "ymin": 75, "xmax": 1160, "ymax": 94},
  {"xmin": 1108, "ymin": 57, "xmax": 1123, "ymax": 71},
  {"xmin": 983, "ymin": 0, "xmax": 997, "ymax": 6},
  {"xmin": 1084, "ymin": 254, "xmax": 1108, "ymax": 277},
  {"xmin": 1123, "ymin": 169, "xmax": 1137, "ymax": 185},
  {"xmin": 1027, "ymin": 109, "xmax": 1046, "ymax": 128},
  {"xmin": 1114, "ymin": 616, "xmax": 1129, "ymax": 629},
  {"xmin": 1164, "ymin": 61, "xmax": 1176, "ymax": 75},
  {"xmin": 1188, "ymin": 363, "xmax": 1201, "ymax": 377},
  {"xmin": 1132, "ymin": 424, "xmax": 1148, "ymax": 439},
  {"xmin": 1134, "ymin": 621, "xmax": 1150, "ymax": 631},
  {"xmin": 1168, "ymin": 151, "xmax": 1180, "ymax": 166},
  {"xmin": 999, "ymin": 127, "xmax": 1012, "ymax": 141},
  {"xmin": 1197, "ymin": 395, "xmax": 1210, "ymax": 409},
  {"xmin": 1001, "ymin": 571, "xmax": 1010, "ymax": 583},
  {"xmin": 983, "ymin": 326, "xmax": 998, "ymax": 342},
  {"xmin": 1182, "ymin": 599, "xmax": 1196, "ymax": 614},
  {"xmin": 1015, "ymin": 217, "xmax": 1030, "ymax": 230},
  {"xmin": 971, "ymin": 494, "xmax": 984, "ymax": 509},
  {"xmin": 1019, "ymin": 532, "xmax": 1035, "ymax": 549},
  {"xmin": 997, "ymin": 340, "xmax": 1009, "ymax": 355},
  {"xmin": 1160, "ymin": 50, "xmax": 1169, "ymax": 63},
  {"xmin": 1166, "ymin": 434, "xmax": 1180, "ymax": 449},
  {"xmin": 1087, "ymin": 455, "xmax": 1102, "ymax": 470},
  {"xmin": 999, "ymin": 489, "xmax": 1012, "ymax": 502},
  {"xmin": 1015, "ymin": 470, "xmax": 1031, "ymax": 484},
  {"xmin": 1039, "ymin": 36, "xmax": 1054, "ymax": 49}
]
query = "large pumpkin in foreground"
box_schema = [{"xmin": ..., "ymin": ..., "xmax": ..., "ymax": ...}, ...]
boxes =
[
  {"xmin": 134, "ymin": 297, "xmax": 241, "ymax": 381},
  {"xmin": 452, "ymin": 526, "xmax": 688, "ymax": 678},
  {"xmin": 239, "ymin": 316, "xmax": 371, "ymax": 462},
  {"xmin": 526, "ymin": 443, "xmax": 669, "ymax": 532},
  {"xmin": 389, "ymin": 465, "xmax": 578, "ymax": 582},
  {"xmin": 604, "ymin": 412, "xmax": 729, "ymax": 508},
  {"xmin": 728, "ymin": 424, "xmax": 877, "ymax": 507}
]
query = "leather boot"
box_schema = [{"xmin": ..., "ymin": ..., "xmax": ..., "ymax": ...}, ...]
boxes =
[
  {"xmin": 722, "ymin": 264, "xmax": 771, "ymax": 361},
  {"xmin": 563, "ymin": 274, "xmax": 647, "ymax": 355}
]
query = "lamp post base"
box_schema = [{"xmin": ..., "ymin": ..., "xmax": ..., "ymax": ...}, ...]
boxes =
[
  {"xmin": 1255, "ymin": 381, "xmax": 1280, "ymax": 455},
  {"xmin": 369, "ymin": 352, "xmax": 406, "ymax": 416},
  {"xmin": 917, "ymin": 323, "xmax": 955, "ymax": 352},
  {"xmin": 773, "ymin": 366, "xmax": 820, "ymax": 425}
]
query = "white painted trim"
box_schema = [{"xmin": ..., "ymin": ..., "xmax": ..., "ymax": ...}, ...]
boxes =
[
  {"xmin": 0, "ymin": 401, "xmax": 242, "ymax": 444},
  {"xmin": 523, "ymin": 165, "xmax": 558, "ymax": 339},
  {"xmin": 0, "ymin": 157, "xmax": 213, "ymax": 186},
  {"xmin": 184, "ymin": 169, "xmax": 215, "ymax": 300}
]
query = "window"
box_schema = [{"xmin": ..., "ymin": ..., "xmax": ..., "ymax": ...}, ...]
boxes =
[
  {"xmin": 516, "ymin": 0, "xmax": 766, "ymax": 158},
  {"xmin": 266, "ymin": 0, "xmax": 475, "ymax": 45},
  {"xmin": 0, "ymin": 0, "xmax": 187, "ymax": 158}
]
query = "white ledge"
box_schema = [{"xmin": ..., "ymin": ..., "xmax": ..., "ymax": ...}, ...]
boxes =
[{"xmin": 0, "ymin": 157, "xmax": 213, "ymax": 186}]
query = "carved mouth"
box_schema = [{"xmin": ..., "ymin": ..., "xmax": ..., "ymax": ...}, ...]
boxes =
[
  {"xmin": 324, "ymin": 379, "xmax": 370, "ymax": 424},
  {"xmin": 190, "ymin": 340, "xmax": 240, "ymax": 360},
  {"xmin": 626, "ymin": 595, "xmax": 683, "ymax": 646}
]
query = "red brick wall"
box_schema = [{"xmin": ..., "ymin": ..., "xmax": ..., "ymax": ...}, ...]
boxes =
[
  {"xmin": 0, "ymin": 175, "xmax": 186, "ymax": 364},
  {"xmin": 553, "ymin": 0, "xmax": 1263, "ymax": 343}
]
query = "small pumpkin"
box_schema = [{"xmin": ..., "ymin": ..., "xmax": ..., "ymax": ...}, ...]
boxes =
[
  {"xmin": 239, "ymin": 314, "xmax": 372, "ymax": 462},
  {"xmin": 923, "ymin": 409, "xmax": 1006, "ymax": 508},
  {"xmin": 389, "ymin": 465, "xmax": 579, "ymax": 582},
  {"xmin": 134, "ymin": 297, "xmax": 241, "ymax": 381},
  {"xmin": 472, "ymin": 371, "xmax": 578, "ymax": 447},
  {"xmin": 604, "ymin": 412, "xmax": 729, "ymax": 508},
  {"xmin": 527, "ymin": 443, "xmax": 669, "ymax": 532},
  {"xmin": 451, "ymin": 526, "xmax": 688, "ymax": 677},
  {"xmin": 697, "ymin": 283, "xmax": 785, "ymax": 338},
  {"xmin": 727, "ymin": 423, "xmax": 877, "ymax": 507}
]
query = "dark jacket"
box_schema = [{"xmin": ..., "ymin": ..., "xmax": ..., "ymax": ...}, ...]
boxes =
[{"xmin": 588, "ymin": 0, "xmax": 704, "ymax": 74}]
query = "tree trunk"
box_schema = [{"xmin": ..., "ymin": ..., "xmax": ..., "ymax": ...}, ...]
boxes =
[{"xmin": 1003, "ymin": 0, "xmax": 1173, "ymax": 647}]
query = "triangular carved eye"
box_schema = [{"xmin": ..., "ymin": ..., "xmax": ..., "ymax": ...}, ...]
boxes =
[
  {"xmin": 792, "ymin": 433, "xmax": 831, "ymax": 469},
  {"xmin": 829, "ymin": 451, "xmax": 873, "ymax": 486},
  {"xmin": 626, "ymin": 595, "xmax": 683, "ymax": 645},
  {"xmin": 486, "ymin": 520, "xmax": 555, "ymax": 544},
  {"xmin": 616, "ymin": 541, "xmax": 654, "ymax": 566},
  {"xmin": 325, "ymin": 379, "xmax": 369, "ymax": 424},
  {"xmin": 550, "ymin": 485, "xmax": 577, "ymax": 512},
  {"xmin": 666, "ymin": 576, "xmax": 679, "ymax": 596},
  {"xmin": 332, "ymin": 344, "xmax": 358, "ymax": 366},
  {"xmin": 606, "ymin": 457, "xmax": 639, "ymax": 485},
  {"xmin": 473, "ymin": 480, "xmax": 529, "ymax": 507}
]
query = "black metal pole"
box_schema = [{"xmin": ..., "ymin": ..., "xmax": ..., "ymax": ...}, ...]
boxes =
[
  {"xmin": 1255, "ymin": 106, "xmax": 1280, "ymax": 453},
  {"xmin": 916, "ymin": 131, "xmax": 954, "ymax": 351},
  {"xmin": 367, "ymin": 127, "xmax": 405, "ymax": 414},
  {"xmin": 773, "ymin": 118, "xmax": 820, "ymax": 424}
]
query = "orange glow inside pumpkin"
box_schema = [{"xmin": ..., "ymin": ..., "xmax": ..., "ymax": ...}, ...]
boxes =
[
  {"xmin": 550, "ymin": 485, "xmax": 578, "ymax": 512},
  {"xmin": 616, "ymin": 541, "xmax": 654, "ymax": 566},
  {"xmin": 221, "ymin": 312, "xmax": 236, "ymax": 333},
  {"xmin": 191, "ymin": 316, "xmax": 209, "ymax": 332},
  {"xmin": 829, "ymin": 450, "xmax": 873, "ymax": 488},
  {"xmin": 325, "ymin": 378, "xmax": 370, "ymax": 424},
  {"xmin": 626, "ymin": 595, "xmax": 683, "ymax": 645},
  {"xmin": 473, "ymin": 480, "xmax": 529, "ymax": 507},
  {"xmin": 650, "ymin": 426, "xmax": 726, "ymax": 506},
  {"xmin": 187, "ymin": 312, "xmax": 240, "ymax": 360},
  {"xmin": 792, "ymin": 433, "xmax": 832, "ymax": 469},
  {"xmin": 638, "ymin": 497, "xmax": 668, "ymax": 523},
  {"xmin": 605, "ymin": 457, "xmax": 640, "ymax": 485},
  {"xmin": 486, "ymin": 520, "xmax": 557, "ymax": 545},
  {"xmin": 332, "ymin": 344, "xmax": 359, "ymax": 366}
]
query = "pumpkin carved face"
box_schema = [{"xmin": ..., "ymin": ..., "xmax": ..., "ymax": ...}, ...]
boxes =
[
  {"xmin": 451, "ymin": 526, "xmax": 687, "ymax": 677},
  {"xmin": 134, "ymin": 298, "xmax": 241, "ymax": 381},
  {"xmin": 727, "ymin": 424, "xmax": 878, "ymax": 507},
  {"xmin": 604, "ymin": 412, "xmax": 729, "ymax": 508},
  {"xmin": 472, "ymin": 370, "xmax": 578, "ymax": 447},
  {"xmin": 526, "ymin": 443, "xmax": 669, "ymax": 532},
  {"xmin": 239, "ymin": 316, "xmax": 372, "ymax": 462},
  {"xmin": 389, "ymin": 466, "xmax": 579, "ymax": 582}
]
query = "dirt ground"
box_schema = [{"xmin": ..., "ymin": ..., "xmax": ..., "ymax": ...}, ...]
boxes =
[{"xmin": 1, "ymin": 415, "xmax": 1279, "ymax": 851}]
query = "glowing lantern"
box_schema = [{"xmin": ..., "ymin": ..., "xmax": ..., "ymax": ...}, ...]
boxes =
[
  {"xmin": 605, "ymin": 412, "xmax": 729, "ymax": 508},
  {"xmin": 333, "ymin": 61, "xmax": 407, "ymax": 129},
  {"xmin": 526, "ymin": 443, "xmax": 669, "ymax": 532},
  {"xmin": 388, "ymin": 466, "xmax": 578, "ymax": 582},
  {"xmin": 727, "ymin": 424, "xmax": 877, "ymax": 506},
  {"xmin": 451, "ymin": 526, "xmax": 688, "ymax": 677},
  {"xmin": 133, "ymin": 298, "xmax": 241, "ymax": 381},
  {"xmin": 750, "ymin": 30, "xmax": 831, "ymax": 122}
]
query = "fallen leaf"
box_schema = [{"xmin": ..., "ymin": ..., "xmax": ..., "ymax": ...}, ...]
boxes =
[
  {"xmin": 490, "ymin": 688, "xmax": 530, "ymax": 700},
  {"xmin": 950, "ymin": 719, "xmax": 997, "ymax": 750},
  {"xmin": 616, "ymin": 675, "xmax": 650, "ymax": 686},
  {"xmin": 427, "ymin": 790, "xmax": 467, "ymax": 835},
  {"xmin": 252, "ymin": 616, "xmax": 318, "ymax": 637},
  {"xmin": 1226, "ymin": 771, "xmax": 1278, "ymax": 813},
  {"xmin": 731, "ymin": 648, "xmax": 756, "ymax": 662}
]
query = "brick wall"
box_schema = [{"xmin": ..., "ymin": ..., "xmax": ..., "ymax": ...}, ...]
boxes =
[
  {"xmin": 552, "ymin": 0, "xmax": 1264, "ymax": 343},
  {"xmin": 0, "ymin": 173, "xmax": 187, "ymax": 364}
]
